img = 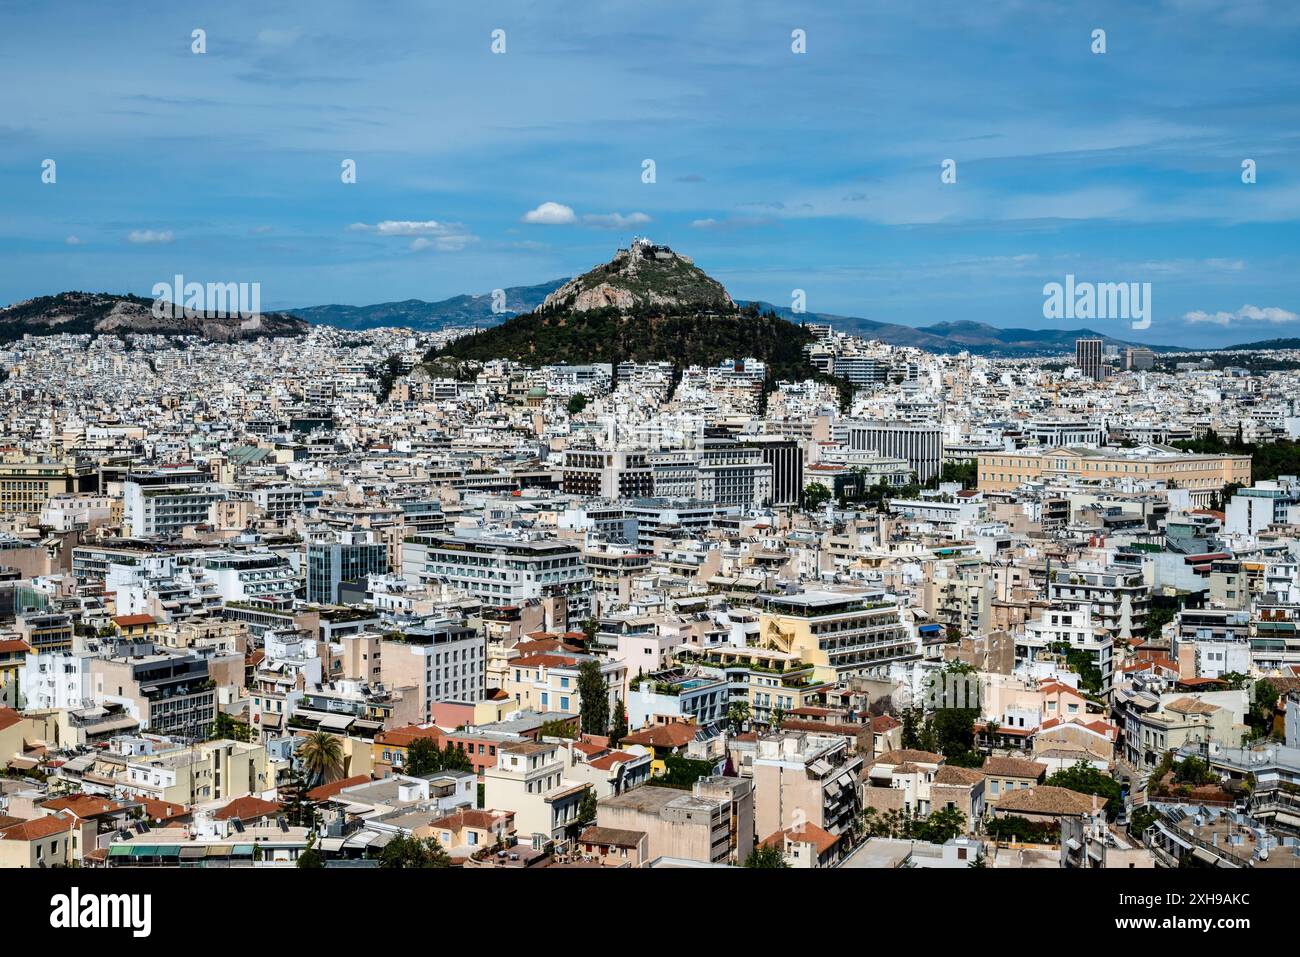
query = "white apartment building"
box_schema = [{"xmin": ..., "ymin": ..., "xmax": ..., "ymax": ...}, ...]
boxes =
[
  {"xmin": 19, "ymin": 650, "xmax": 95, "ymax": 711},
  {"xmin": 401, "ymin": 531, "xmax": 593, "ymax": 620},
  {"xmin": 123, "ymin": 467, "xmax": 225, "ymax": 537},
  {"xmin": 1017, "ymin": 603, "xmax": 1114, "ymax": 694}
]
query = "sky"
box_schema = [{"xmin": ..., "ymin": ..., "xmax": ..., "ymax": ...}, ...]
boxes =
[{"xmin": 2, "ymin": 0, "xmax": 1299, "ymax": 347}]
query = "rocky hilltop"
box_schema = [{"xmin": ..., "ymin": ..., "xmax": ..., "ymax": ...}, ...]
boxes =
[
  {"xmin": 539, "ymin": 238, "xmax": 734, "ymax": 314},
  {"xmin": 0, "ymin": 292, "xmax": 309, "ymax": 343}
]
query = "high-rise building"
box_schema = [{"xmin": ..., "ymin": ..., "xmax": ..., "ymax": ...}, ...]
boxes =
[
  {"xmin": 740, "ymin": 436, "xmax": 803, "ymax": 507},
  {"xmin": 1075, "ymin": 337, "xmax": 1104, "ymax": 380}
]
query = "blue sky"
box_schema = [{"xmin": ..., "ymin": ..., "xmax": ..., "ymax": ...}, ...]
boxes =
[{"xmin": 2, "ymin": 0, "xmax": 1299, "ymax": 347}]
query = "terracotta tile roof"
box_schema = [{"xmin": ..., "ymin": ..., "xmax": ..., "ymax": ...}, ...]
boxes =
[
  {"xmin": 0, "ymin": 639, "xmax": 32, "ymax": 654},
  {"xmin": 588, "ymin": 750, "xmax": 642, "ymax": 771},
  {"xmin": 506, "ymin": 652, "xmax": 580, "ymax": 669},
  {"xmin": 430, "ymin": 808, "xmax": 510, "ymax": 831},
  {"xmin": 871, "ymin": 715, "xmax": 902, "ymax": 732},
  {"xmin": 0, "ymin": 813, "xmax": 75, "ymax": 841},
  {"xmin": 306, "ymin": 774, "xmax": 370, "ymax": 801},
  {"xmin": 620, "ymin": 724, "xmax": 697, "ymax": 749},
  {"xmin": 761, "ymin": 822, "xmax": 841, "ymax": 855},
  {"xmin": 0, "ymin": 707, "xmax": 23, "ymax": 732},
  {"xmin": 213, "ymin": 795, "xmax": 281, "ymax": 821},
  {"xmin": 112, "ymin": 614, "xmax": 157, "ymax": 627},
  {"xmin": 934, "ymin": 765, "xmax": 985, "ymax": 786},
  {"xmin": 579, "ymin": 825, "xmax": 645, "ymax": 848},
  {"xmin": 39, "ymin": 795, "xmax": 129, "ymax": 819},
  {"xmin": 995, "ymin": 784, "xmax": 1103, "ymax": 816},
  {"xmin": 981, "ymin": 756, "xmax": 1048, "ymax": 780},
  {"xmin": 872, "ymin": 748, "xmax": 943, "ymax": 767},
  {"xmin": 375, "ymin": 724, "xmax": 443, "ymax": 747},
  {"xmin": 125, "ymin": 795, "xmax": 189, "ymax": 821}
]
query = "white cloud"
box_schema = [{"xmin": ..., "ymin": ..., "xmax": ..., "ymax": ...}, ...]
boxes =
[
  {"xmin": 64, "ymin": 235, "xmax": 83, "ymax": 245},
  {"xmin": 347, "ymin": 220, "xmax": 474, "ymax": 251},
  {"xmin": 127, "ymin": 229, "xmax": 174, "ymax": 244},
  {"xmin": 582, "ymin": 211, "xmax": 651, "ymax": 229},
  {"xmin": 1183, "ymin": 304, "xmax": 1298, "ymax": 326},
  {"xmin": 521, "ymin": 202, "xmax": 577, "ymax": 225}
]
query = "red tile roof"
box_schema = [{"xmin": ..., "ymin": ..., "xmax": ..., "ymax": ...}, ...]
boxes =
[{"xmin": 213, "ymin": 796, "xmax": 281, "ymax": 821}]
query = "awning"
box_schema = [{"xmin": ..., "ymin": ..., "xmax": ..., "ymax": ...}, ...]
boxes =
[
  {"xmin": 231, "ymin": 844, "xmax": 255, "ymax": 857},
  {"xmin": 108, "ymin": 845, "xmax": 133, "ymax": 858},
  {"xmin": 318, "ymin": 714, "xmax": 355, "ymax": 731},
  {"xmin": 206, "ymin": 845, "xmax": 232, "ymax": 857},
  {"xmin": 179, "ymin": 846, "xmax": 206, "ymax": 860}
]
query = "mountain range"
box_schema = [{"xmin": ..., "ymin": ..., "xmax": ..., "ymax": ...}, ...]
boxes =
[{"xmin": 2, "ymin": 254, "xmax": 1284, "ymax": 355}]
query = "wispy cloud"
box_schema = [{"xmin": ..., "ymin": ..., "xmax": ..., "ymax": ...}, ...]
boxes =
[
  {"xmin": 126, "ymin": 230, "xmax": 174, "ymax": 244},
  {"xmin": 1183, "ymin": 304, "xmax": 1298, "ymax": 326},
  {"xmin": 347, "ymin": 220, "xmax": 474, "ymax": 251}
]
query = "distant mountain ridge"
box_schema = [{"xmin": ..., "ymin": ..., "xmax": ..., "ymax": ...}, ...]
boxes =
[
  {"xmin": 289, "ymin": 280, "xmax": 565, "ymax": 331},
  {"xmin": 0, "ymin": 292, "xmax": 308, "ymax": 343},
  {"xmin": 1218, "ymin": 337, "xmax": 1300, "ymax": 351}
]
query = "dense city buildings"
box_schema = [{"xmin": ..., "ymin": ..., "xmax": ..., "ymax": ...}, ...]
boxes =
[{"xmin": 4, "ymin": 313, "xmax": 1300, "ymax": 882}]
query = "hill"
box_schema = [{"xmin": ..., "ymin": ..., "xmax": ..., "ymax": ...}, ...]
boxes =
[
  {"xmin": 0, "ymin": 292, "xmax": 308, "ymax": 343},
  {"xmin": 1219, "ymin": 338, "xmax": 1300, "ymax": 351},
  {"xmin": 434, "ymin": 241, "xmax": 822, "ymax": 385},
  {"xmin": 290, "ymin": 280, "xmax": 565, "ymax": 331}
]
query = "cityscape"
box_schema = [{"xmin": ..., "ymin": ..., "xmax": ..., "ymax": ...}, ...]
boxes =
[{"xmin": 0, "ymin": 0, "xmax": 1296, "ymax": 931}]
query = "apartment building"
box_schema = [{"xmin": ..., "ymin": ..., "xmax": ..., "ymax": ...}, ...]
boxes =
[
  {"xmin": 123, "ymin": 466, "xmax": 224, "ymax": 537},
  {"xmin": 380, "ymin": 620, "xmax": 486, "ymax": 722},
  {"xmin": 759, "ymin": 590, "xmax": 917, "ymax": 683},
  {"xmin": 402, "ymin": 531, "xmax": 594, "ymax": 622},
  {"xmin": 596, "ymin": 778, "xmax": 754, "ymax": 865},
  {"xmin": 483, "ymin": 741, "xmax": 587, "ymax": 844},
  {"xmin": 90, "ymin": 643, "xmax": 217, "ymax": 737},
  {"xmin": 752, "ymin": 731, "xmax": 864, "ymax": 840}
]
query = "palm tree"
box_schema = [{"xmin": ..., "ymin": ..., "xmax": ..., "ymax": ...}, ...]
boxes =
[
  {"xmin": 727, "ymin": 700, "xmax": 750, "ymax": 733},
  {"xmin": 298, "ymin": 731, "xmax": 345, "ymax": 786}
]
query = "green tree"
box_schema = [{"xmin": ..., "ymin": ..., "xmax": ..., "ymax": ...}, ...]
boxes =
[
  {"xmin": 211, "ymin": 711, "xmax": 253, "ymax": 743},
  {"xmin": 297, "ymin": 836, "xmax": 325, "ymax": 869},
  {"xmin": 578, "ymin": 659, "xmax": 610, "ymax": 735},
  {"xmin": 609, "ymin": 699, "xmax": 628, "ymax": 748},
  {"xmin": 744, "ymin": 843, "xmax": 790, "ymax": 868},
  {"xmin": 1045, "ymin": 761, "xmax": 1123, "ymax": 820},
  {"xmin": 378, "ymin": 834, "xmax": 451, "ymax": 868},
  {"xmin": 1248, "ymin": 679, "xmax": 1280, "ymax": 739},
  {"xmin": 566, "ymin": 393, "xmax": 588, "ymax": 416},
  {"xmin": 297, "ymin": 731, "xmax": 345, "ymax": 787},
  {"xmin": 1128, "ymin": 806, "xmax": 1159, "ymax": 837},
  {"xmin": 913, "ymin": 806, "xmax": 966, "ymax": 844},
  {"xmin": 726, "ymin": 700, "xmax": 750, "ymax": 733},
  {"xmin": 538, "ymin": 718, "xmax": 577, "ymax": 739},
  {"xmin": 404, "ymin": 737, "xmax": 444, "ymax": 776},
  {"xmin": 576, "ymin": 787, "xmax": 597, "ymax": 825},
  {"xmin": 803, "ymin": 482, "xmax": 832, "ymax": 511}
]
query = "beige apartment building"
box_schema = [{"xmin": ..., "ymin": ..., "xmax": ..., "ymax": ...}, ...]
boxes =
[
  {"xmin": 0, "ymin": 456, "xmax": 97, "ymax": 519},
  {"xmin": 752, "ymin": 731, "xmax": 863, "ymax": 840},
  {"xmin": 977, "ymin": 447, "xmax": 1250, "ymax": 504},
  {"xmin": 596, "ymin": 777, "xmax": 754, "ymax": 865}
]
